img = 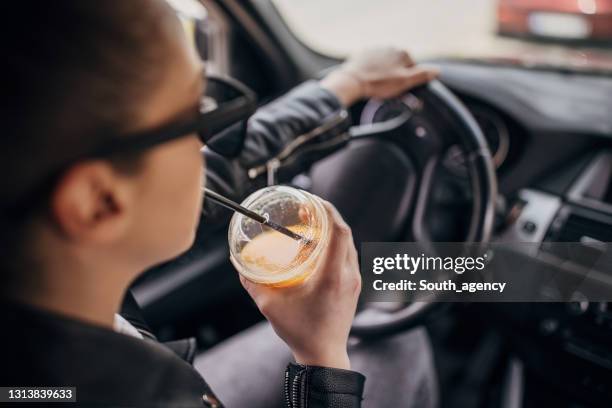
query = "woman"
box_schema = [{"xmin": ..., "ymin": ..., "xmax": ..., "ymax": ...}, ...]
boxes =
[{"xmin": 0, "ymin": 1, "xmax": 437, "ymax": 407}]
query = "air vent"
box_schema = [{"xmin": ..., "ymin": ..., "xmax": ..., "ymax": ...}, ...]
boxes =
[
  {"xmin": 556, "ymin": 213, "xmax": 612, "ymax": 243},
  {"xmin": 542, "ymin": 210, "xmax": 612, "ymax": 268}
]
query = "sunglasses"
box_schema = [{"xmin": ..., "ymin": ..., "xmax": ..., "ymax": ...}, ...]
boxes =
[
  {"xmin": 4, "ymin": 74, "xmax": 257, "ymax": 217},
  {"xmin": 90, "ymin": 74, "xmax": 257, "ymax": 159}
]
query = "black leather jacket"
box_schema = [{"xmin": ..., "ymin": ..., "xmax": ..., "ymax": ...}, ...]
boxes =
[
  {"xmin": 202, "ymin": 80, "xmax": 351, "ymax": 227},
  {"xmin": 1, "ymin": 81, "xmax": 365, "ymax": 408}
]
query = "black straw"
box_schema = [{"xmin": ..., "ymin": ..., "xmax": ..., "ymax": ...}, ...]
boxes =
[{"xmin": 204, "ymin": 188, "xmax": 306, "ymax": 242}]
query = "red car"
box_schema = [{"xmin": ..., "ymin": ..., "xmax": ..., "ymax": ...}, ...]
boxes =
[{"xmin": 498, "ymin": 0, "xmax": 612, "ymax": 41}]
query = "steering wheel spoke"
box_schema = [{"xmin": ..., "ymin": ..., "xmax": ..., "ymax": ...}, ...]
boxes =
[{"xmin": 405, "ymin": 153, "xmax": 442, "ymax": 243}]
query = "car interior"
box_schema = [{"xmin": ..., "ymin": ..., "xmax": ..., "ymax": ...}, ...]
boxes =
[{"xmin": 132, "ymin": 1, "xmax": 612, "ymax": 407}]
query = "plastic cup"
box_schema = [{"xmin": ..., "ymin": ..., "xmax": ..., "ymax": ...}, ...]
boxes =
[{"xmin": 228, "ymin": 186, "xmax": 329, "ymax": 287}]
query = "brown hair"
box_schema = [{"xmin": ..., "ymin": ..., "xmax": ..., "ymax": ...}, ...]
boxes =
[{"xmin": 0, "ymin": 0, "xmax": 180, "ymax": 281}]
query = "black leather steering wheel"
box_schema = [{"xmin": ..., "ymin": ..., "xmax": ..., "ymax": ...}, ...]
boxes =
[{"xmin": 309, "ymin": 80, "xmax": 497, "ymax": 338}]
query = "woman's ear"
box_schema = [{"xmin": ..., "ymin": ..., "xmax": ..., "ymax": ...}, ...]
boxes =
[{"xmin": 50, "ymin": 161, "xmax": 133, "ymax": 244}]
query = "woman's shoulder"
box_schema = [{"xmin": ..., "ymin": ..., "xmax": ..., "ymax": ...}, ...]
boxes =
[{"xmin": 0, "ymin": 301, "xmax": 213, "ymax": 407}]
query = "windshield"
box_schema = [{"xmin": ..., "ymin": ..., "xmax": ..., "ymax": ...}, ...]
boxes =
[{"xmin": 272, "ymin": 0, "xmax": 612, "ymax": 74}]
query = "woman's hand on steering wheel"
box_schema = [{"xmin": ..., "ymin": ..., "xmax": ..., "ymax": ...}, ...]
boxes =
[{"xmin": 320, "ymin": 47, "xmax": 439, "ymax": 107}]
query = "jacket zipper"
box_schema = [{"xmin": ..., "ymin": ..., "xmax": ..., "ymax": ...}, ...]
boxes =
[
  {"xmin": 248, "ymin": 110, "xmax": 349, "ymax": 180},
  {"xmin": 289, "ymin": 365, "xmax": 307, "ymax": 408},
  {"xmin": 284, "ymin": 370, "xmax": 291, "ymax": 408},
  {"xmin": 292, "ymin": 370, "xmax": 301, "ymax": 408}
]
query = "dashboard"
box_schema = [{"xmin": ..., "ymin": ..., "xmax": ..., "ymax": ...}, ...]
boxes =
[{"xmin": 432, "ymin": 60, "xmax": 612, "ymax": 404}]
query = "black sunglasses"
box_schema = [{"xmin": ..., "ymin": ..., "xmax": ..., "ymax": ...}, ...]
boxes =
[
  {"xmin": 3, "ymin": 74, "xmax": 257, "ymax": 217},
  {"xmin": 89, "ymin": 74, "xmax": 257, "ymax": 159}
]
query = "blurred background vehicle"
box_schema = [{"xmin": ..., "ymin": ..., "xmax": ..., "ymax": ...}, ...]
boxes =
[{"xmin": 497, "ymin": 0, "xmax": 612, "ymax": 42}]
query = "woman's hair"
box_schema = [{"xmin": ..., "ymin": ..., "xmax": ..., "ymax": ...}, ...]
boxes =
[{"xmin": 0, "ymin": 0, "xmax": 179, "ymax": 279}]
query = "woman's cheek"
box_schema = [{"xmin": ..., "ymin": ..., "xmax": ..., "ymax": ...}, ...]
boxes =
[{"xmin": 167, "ymin": 140, "xmax": 205, "ymax": 248}]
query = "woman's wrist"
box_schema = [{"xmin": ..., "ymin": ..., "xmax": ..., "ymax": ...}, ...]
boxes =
[
  {"xmin": 293, "ymin": 349, "xmax": 351, "ymax": 370},
  {"xmin": 319, "ymin": 68, "xmax": 364, "ymax": 108}
]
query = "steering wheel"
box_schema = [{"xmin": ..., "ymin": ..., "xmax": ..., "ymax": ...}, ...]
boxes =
[{"xmin": 309, "ymin": 80, "xmax": 497, "ymax": 338}]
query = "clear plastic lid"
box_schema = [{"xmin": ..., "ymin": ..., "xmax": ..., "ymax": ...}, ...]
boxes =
[{"xmin": 228, "ymin": 186, "xmax": 328, "ymax": 286}]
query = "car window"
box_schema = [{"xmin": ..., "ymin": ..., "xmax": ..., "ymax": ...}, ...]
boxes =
[{"xmin": 272, "ymin": 0, "xmax": 612, "ymax": 73}]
